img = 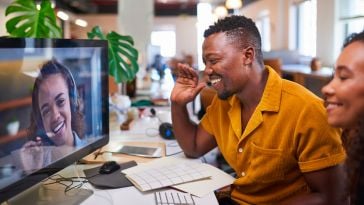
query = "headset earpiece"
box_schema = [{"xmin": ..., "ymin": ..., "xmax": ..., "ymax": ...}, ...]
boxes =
[
  {"xmin": 64, "ymin": 67, "xmax": 78, "ymax": 112},
  {"xmin": 159, "ymin": 122, "xmax": 175, "ymax": 140}
]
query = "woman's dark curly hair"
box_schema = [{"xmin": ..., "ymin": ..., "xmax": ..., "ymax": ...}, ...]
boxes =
[
  {"xmin": 342, "ymin": 124, "xmax": 364, "ymax": 205},
  {"xmin": 203, "ymin": 15, "xmax": 264, "ymax": 67},
  {"xmin": 28, "ymin": 59, "xmax": 85, "ymax": 144},
  {"xmin": 341, "ymin": 29, "xmax": 364, "ymax": 205},
  {"xmin": 343, "ymin": 30, "xmax": 364, "ymax": 48}
]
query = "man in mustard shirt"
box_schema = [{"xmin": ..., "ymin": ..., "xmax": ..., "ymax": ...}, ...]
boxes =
[{"xmin": 170, "ymin": 15, "xmax": 348, "ymax": 205}]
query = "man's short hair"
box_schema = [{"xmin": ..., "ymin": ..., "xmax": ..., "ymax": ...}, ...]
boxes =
[{"xmin": 204, "ymin": 15, "xmax": 263, "ymax": 64}]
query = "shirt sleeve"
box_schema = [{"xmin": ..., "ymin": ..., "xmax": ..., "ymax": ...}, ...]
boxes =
[{"xmin": 295, "ymin": 103, "xmax": 345, "ymax": 172}]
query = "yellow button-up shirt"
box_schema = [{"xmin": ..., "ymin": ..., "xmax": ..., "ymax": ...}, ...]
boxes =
[{"xmin": 201, "ymin": 66, "xmax": 345, "ymax": 204}]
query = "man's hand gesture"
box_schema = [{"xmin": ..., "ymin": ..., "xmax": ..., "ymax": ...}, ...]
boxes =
[{"xmin": 171, "ymin": 63, "xmax": 206, "ymax": 106}]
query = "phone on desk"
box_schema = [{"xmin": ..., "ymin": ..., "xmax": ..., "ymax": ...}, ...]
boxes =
[{"xmin": 115, "ymin": 145, "xmax": 162, "ymax": 158}]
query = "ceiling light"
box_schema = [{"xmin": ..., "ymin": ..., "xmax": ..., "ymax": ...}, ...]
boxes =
[
  {"xmin": 57, "ymin": 11, "xmax": 69, "ymax": 21},
  {"xmin": 75, "ymin": 19, "xmax": 88, "ymax": 27},
  {"xmin": 214, "ymin": 6, "xmax": 228, "ymax": 19},
  {"xmin": 225, "ymin": 0, "xmax": 242, "ymax": 9}
]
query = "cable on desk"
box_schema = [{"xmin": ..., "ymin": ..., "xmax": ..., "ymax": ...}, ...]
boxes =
[
  {"xmin": 41, "ymin": 163, "xmax": 99, "ymax": 194},
  {"xmin": 72, "ymin": 164, "xmax": 114, "ymax": 205},
  {"xmin": 42, "ymin": 174, "xmax": 88, "ymax": 193},
  {"xmin": 165, "ymin": 151, "xmax": 184, "ymax": 157},
  {"xmin": 201, "ymin": 156, "xmax": 207, "ymax": 163},
  {"xmin": 74, "ymin": 165, "xmax": 114, "ymax": 205},
  {"xmin": 165, "ymin": 141, "xmax": 184, "ymax": 156}
]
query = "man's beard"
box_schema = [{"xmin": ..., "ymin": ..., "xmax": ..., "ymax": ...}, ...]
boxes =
[{"xmin": 218, "ymin": 90, "xmax": 233, "ymax": 100}]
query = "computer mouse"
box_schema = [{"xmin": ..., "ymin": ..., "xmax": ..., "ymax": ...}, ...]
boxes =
[
  {"xmin": 159, "ymin": 122, "xmax": 175, "ymax": 140},
  {"xmin": 99, "ymin": 161, "xmax": 121, "ymax": 174}
]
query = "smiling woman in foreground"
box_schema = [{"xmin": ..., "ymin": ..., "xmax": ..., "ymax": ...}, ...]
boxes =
[{"xmin": 322, "ymin": 30, "xmax": 364, "ymax": 205}]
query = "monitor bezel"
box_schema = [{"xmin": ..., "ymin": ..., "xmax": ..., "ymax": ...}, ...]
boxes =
[{"xmin": 0, "ymin": 37, "xmax": 109, "ymax": 202}]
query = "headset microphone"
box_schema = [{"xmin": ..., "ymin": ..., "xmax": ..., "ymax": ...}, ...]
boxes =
[{"xmin": 150, "ymin": 108, "xmax": 156, "ymax": 117}]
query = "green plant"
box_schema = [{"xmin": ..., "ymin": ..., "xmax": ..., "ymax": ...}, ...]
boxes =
[
  {"xmin": 88, "ymin": 27, "xmax": 139, "ymax": 83},
  {"xmin": 5, "ymin": 0, "xmax": 61, "ymax": 38},
  {"xmin": 5, "ymin": 0, "xmax": 139, "ymax": 83}
]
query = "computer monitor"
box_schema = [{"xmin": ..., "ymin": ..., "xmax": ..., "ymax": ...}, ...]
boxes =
[{"xmin": 0, "ymin": 38, "xmax": 109, "ymax": 203}]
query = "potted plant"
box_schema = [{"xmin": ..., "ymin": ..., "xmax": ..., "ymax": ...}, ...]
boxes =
[{"xmin": 4, "ymin": 0, "xmax": 139, "ymax": 84}]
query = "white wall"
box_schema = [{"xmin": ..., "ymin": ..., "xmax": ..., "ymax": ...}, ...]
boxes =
[
  {"xmin": 153, "ymin": 16, "xmax": 198, "ymax": 63},
  {"xmin": 241, "ymin": 0, "xmax": 290, "ymax": 50},
  {"xmin": 69, "ymin": 14, "xmax": 199, "ymax": 70},
  {"xmin": 68, "ymin": 14, "xmax": 199, "ymax": 73},
  {"xmin": 0, "ymin": 0, "xmax": 12, "ymax": 37},
  {"xmin": 118, "ymin": 0, "xmax": 154, "ymax": 72},
  {"xmin": 0, "ymin": 6, "xmax": 7, "ymax": 37},
  {"xmin": 316, "ymin": 0, "xmax": 338, "ymax": 66},
  {"xmin": 68, "ymin": 15, "xmax": 118, "ymax": 39},
  {"xmin": 241, "ymin": 0, "xmax": 339, "ymax": 66}
]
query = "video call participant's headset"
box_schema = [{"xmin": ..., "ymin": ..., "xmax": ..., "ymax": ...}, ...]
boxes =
[
  {"xmin": 150, "ymin": 108, "xmax": 175, "ymax": 140},
  {"xmin": 32, "ymin": 60, "xmax": 79, "ymax": 145}
]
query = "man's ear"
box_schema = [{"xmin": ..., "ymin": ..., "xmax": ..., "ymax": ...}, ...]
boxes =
[{"xmin": 243, "ymin": 47, "xmax": 255, "ymax": 65}]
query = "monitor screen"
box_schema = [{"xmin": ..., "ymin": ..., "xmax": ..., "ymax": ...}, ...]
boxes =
[{"xmin": 0, "ymin": 38, "xmax": 109, "ymax": 202}]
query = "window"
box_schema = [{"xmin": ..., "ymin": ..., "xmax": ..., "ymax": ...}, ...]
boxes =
[
  {"xmin": 197, "ymin": 3, "xmax": 214, "ymax": 71},
  {"xmin": 151, "ymin": 30, "xmax": 176, "ymax": 58},
  {"xmin": 339, "ymin": 0, "xmax": 364, "ymax": 42},
  {"xmin": 292, "ymin": 0, "xmax": 317, "ymax": 57},
  {"xmin": 256, "ymin": 11, "xmax": 271, "ymax": 52},
  {"xmin": 343, "ymin": 18, "xmax": 364, "ymax": 39}
]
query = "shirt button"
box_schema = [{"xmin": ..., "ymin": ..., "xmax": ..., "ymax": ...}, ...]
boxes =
[
  {"xmin": 238, "ymin": 148, "xmax": 243, "ymax": 153},
  {"xmin": 241, "ymin": 171, "xmax": 246, "ymax": 177}
]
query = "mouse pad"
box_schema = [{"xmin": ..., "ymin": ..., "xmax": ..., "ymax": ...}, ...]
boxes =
[{"xmin": 83, "ymin": 161, "xmax": 137, "ymax": 189}]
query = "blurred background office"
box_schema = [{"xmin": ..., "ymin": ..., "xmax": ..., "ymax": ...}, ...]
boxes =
[{"xmin": 0, "ymin": 0, "xmax": 363, "ymax": 97}]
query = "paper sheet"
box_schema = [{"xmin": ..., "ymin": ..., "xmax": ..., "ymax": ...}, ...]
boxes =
[
  {"xmin": 122, "ymin": 156, "xmax": 235, "ymax": 197},
  {"xmin": 173, "ymin": 163, "xmax": 235, "ymax": 197}
]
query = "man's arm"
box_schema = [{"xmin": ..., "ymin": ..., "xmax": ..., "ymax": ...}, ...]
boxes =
[
  {"xmin": 171, "ymin": 103, "xmax": 217, "ymax": 158},
  {"xmin": 170, "ymin": 63, "xmax": 217, "ymax": 158},
  {"xmin": 281, "ymin": 164, "xmax": 349, "ymax": 205}
]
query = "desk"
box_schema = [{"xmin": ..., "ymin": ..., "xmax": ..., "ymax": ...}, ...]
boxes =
[
  {"xmin": 282, "ymin": 64, "xmax": 333, "ymax": 97},
  {"xmin": 82, "ymin": 187, "xmax": 217, "ymax": 205},
  {"xmin": 56, "ymin": 162, "xmax": 217, "ymax": 205},
  {"xmin": 78, "ymin": 107, "xmax": 219, "ymax": 205}
]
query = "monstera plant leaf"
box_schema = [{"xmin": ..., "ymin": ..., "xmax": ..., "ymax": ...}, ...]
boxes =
[
  {"xmin": 5, "ymin": 0, "xmax": 62, "ymax": 38},
  {"xmin": 88, "ymin": 26, "xmax": 139, "ymax": 83}
]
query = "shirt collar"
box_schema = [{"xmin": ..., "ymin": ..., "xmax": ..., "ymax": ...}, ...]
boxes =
[
  {"xmin": 258, "ymin": 65, "xmax": 282, "ymax": 112},
  {"xmin": 227, "ymin": 65, "xmax": 282, "ymax": 112}
]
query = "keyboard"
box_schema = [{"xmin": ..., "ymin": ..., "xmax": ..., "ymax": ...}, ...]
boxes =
[{"xmin": 154, "ymin": 190, "xmax": 195, "ymax": 205}]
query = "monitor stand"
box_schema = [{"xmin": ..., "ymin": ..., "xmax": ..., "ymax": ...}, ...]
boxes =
[{"xmin": 7, "ymin": 182, "xmax": 93, "ymax": 205}]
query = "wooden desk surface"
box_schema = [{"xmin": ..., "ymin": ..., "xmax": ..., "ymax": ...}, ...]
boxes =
[
  {"xmin": 282, "ymin": 64, "xmax": 333, "ymax": 77},
  {"xmin": 281, "ymin": 64, "xmax": 334, "ymax": 98}
]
